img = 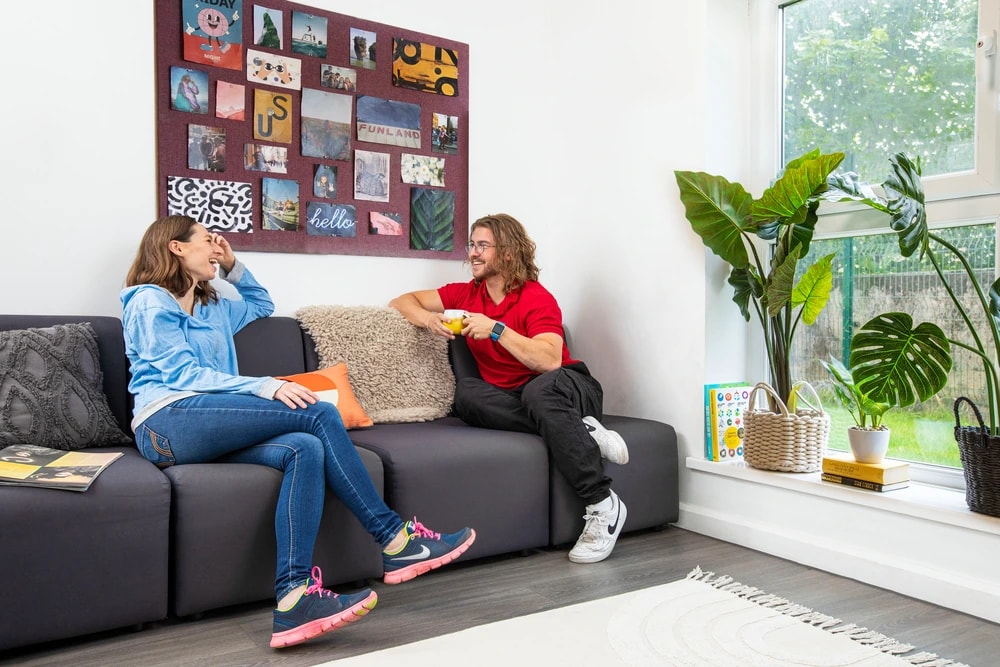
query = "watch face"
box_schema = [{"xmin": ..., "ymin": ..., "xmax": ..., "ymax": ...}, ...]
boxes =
[{"xmin": 491, "ymin": 322, "xmax": 505, "ymax": 340}]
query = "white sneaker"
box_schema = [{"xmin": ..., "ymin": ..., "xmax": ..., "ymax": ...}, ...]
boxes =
[
  {"xmin": 568, "ymin": 490, "xmax": 627, "ymax": 564},
  {"xmin": 583, "ymin": 416, "xmax": 629, "ymax": 465}
]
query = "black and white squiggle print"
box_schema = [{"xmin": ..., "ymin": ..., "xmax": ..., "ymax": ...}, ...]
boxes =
[{"xmin": 166, "ymin": 176, "xmax": 253, "ymax": 233}]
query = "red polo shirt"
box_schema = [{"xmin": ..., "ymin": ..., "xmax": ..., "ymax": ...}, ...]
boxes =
[{"xmin": 438, "ymin": 280, "xmax": 577, "ymax": 389}]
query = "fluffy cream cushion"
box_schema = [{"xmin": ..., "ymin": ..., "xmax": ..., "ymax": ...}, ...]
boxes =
[{"xmin": 295, "ymin": 305, "xmax": 455, "ymax": 424}]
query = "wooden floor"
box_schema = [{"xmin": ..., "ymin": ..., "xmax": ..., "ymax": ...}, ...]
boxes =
[{"xmin": 3, "ymin": 527, "xmax": 997, "ymax": 666}]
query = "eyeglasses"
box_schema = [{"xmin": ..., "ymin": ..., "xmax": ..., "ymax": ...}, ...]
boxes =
[{"xmin": 467, "ymin": 241, "xmax": 496, "ymax": 253}]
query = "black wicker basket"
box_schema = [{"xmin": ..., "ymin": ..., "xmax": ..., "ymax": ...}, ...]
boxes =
[{"xmin": 953, "ymin": 397, "xmax": 1000, "ymax": 518}]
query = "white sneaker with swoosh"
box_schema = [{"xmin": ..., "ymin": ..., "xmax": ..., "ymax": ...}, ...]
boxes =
[
  {"xmin": 382, "ymin": 518, "xmax": 476, "ymax": 584},
  {"xmin": 568, "ymin": 490, "xmax": 627, "ymax": 564}
]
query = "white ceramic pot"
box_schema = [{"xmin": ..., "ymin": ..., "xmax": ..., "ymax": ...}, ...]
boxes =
[{"xmin": 847, "ymin": 426, "xmax": 891, "ymax": 464}]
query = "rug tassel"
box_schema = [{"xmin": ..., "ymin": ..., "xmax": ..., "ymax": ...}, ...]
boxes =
[{"xmin": 686, "ymin": 567, "xmax": 971, "ymax": 667}]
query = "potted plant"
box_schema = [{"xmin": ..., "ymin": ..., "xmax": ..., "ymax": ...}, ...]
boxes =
[
  {"xmin": 819, "ymin": 312, "xmax": 952, "ymax": 463},
  {"xmin": 674, "ymin": 148, "xmax": 844, "ymax": 403},
  {"xmin": 832, "ymin": 153, "xmax": 1000, "ymax": 431},
  {"xmin": 831, "ymin": 153, "xmax": 1000, "ymax": 516}
]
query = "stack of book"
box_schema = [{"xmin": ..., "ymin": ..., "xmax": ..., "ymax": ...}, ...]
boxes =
[{"xmin": 821, "ymin": 452, "xmax": 910, "ymax": 492}]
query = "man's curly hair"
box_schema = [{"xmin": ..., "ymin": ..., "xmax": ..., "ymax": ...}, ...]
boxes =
[{"xmin": 469, "ymin": 213, "xmax": 539, "ymax": 293}]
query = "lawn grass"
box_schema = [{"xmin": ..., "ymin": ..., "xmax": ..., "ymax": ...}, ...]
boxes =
[{"xmin": 823, "ymin": 404, "xmax": 962, "ymax": 468}]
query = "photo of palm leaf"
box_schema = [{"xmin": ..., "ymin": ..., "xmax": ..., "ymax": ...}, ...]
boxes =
[{"xmin": 409, "ymin": 189, "xmax": 454, "ymax": 251}]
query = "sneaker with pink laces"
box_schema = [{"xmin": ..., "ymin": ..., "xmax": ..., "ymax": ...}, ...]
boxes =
[
  {"xmin": 270, "ymin": 566, "xmax": 377, "ymax": 648},
  {"xmin": 382, "ymin": 518, "xmax": 476, "ymax": 585}
]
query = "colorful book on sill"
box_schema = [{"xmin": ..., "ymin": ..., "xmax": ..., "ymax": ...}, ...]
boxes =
[
  {"xmin": 0, "ymin": 445, "xmax": 123, "ymax": 492},
  {"xmin": 704, "ymin": 383, "xmax": 752, "ymax": 462},
  {"xmin": 821, "ymin": 472, "xmax": 910, "ymax": 492},
  {"xmin": 821, "ymin": 452, "xmax": 910, "ymax": 484}
]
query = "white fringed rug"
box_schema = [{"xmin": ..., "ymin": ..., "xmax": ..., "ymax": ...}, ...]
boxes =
[{"xmin": 319, "ymin": 567, "xmax": 969, "ymax": 667}]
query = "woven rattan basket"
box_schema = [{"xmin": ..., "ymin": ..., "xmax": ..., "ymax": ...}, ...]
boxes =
[
  {"xmin": 953, "ymin": 397, "xmax": 1000, "ymax": 518},
  {"xmin": 744, "ymin": 382, "xmax": 829, "ymax": 473}
]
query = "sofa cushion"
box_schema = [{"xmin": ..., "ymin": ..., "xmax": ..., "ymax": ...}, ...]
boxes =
[
  {"xmin": 278, "ymin": 362, "xmax": 374, "ymax": 429},
  {"xmin": 296, "ymin": 305, "xmax": 455, "ymax": 423},
  {"xmin": 0, "ymin": 323, "xmax": 132, "ymax": 450}
]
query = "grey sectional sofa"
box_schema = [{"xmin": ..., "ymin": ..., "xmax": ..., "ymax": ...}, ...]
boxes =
[{"xmin": 0, "ymin": 314, "xmax": 678, "ymax": 653}]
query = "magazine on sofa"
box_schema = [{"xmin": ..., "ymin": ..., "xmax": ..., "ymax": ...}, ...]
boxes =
[{"xmin": 0, "ymin": 445, "xmax": 123, "ymax": 492}]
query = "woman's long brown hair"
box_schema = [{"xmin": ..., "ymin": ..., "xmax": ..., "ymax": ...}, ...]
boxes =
[
  {"xmin": 125, "ymin": 215, "xmax": 219, "ymax": 306},
  {"xmin": 469, "ymin": 213, "xmax": 540, "ymax": 294}
]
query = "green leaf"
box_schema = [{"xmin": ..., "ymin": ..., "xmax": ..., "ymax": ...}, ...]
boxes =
[
  {"xmin": 727, "ymin": 267, "xmax": 753, "ymax": 322},
  {"xmin": 765, "ymin": 245, "xmax": 800, "ymax": 317},
  {"xmin": 849, "ymin": 312, "xmax": 952, "ymax": 409},
  {"xmin": 823, "ymin": 172, "xmax": 889, "ymax": 211},
  {"xmin": 674, "ymin": 171, "xmax": 754, "ymax": 268},
  {"xmin": 791, "ymin": 253, "xmax": 836, "ymax": 325},
  {"xmin": 751, "ymin": 151, "xmax": 845, "ymax": 224},
  {"xmin": 881, "ymin": 153, "xmax": 928, "ymax": 259}
]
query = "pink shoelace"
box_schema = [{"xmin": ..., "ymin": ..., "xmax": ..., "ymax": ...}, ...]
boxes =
[
  {"xmin": 304, "ymin": 566, "xmax": 336, "ymax": 598},
  {"xmin": 409, "ymin": 518, "xmax": 440, "ymax": 540}
]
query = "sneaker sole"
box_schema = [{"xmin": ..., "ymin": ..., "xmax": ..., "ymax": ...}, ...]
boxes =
[
  {"xmin": 269, "ymin": 590, "xmax": 378, "ymax": 648},
  {"xmin": 583, "ymin": 417, "xmax": 629, "ymax": 465},
  {"xmin": 383, "ymin": 529, "xmax": 476, "ymax": 585}
]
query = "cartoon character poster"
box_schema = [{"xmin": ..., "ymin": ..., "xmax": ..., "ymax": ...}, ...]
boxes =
[
  {"xmin": 182, "ymin": 0, "xmax": 243, "ymax": 71},
  {"xmin": 247, "ymin": 49, "xmax": 302, "ymax": 90}
]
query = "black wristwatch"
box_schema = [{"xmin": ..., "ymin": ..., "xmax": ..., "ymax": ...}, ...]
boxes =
[{"xmin": 490, "ymin": 321, "xmax": 507, "ymax": 342}]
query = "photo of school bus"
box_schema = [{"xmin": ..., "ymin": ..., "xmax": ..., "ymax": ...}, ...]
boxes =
[{"xmin": 392, "ymin": 38, "xmax": 459, "ymax": 97}]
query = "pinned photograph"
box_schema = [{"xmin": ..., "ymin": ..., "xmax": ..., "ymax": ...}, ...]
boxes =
[
  {"xmin": 314, "ymin": 164, "xmax": 337, "ymax": 198},
  {"xmin": 409, "ymin": 188, "xmax": 455, "ymax": 251},
  {"xmin": 354, "ymin": 150, "xmax": 390, "ymax": 203},
  {"xmin": 182, "ymin": 0, "xmax": 243, "ymax": 71},
  {"xmin": 188, "ymin": 125, "xmax": 226, "ymax": 172},
  {"xmin": 170, "ymin": 67, "xmax": 209, "ymax": 114},
  {"xmin": 321, "ymin": 65, "xmax": 357, "ymax": 93},
  {"xmin": 432, "ymin": 112, "xmax": 459, "ymax": 154},
  {"xmin": 292, "ymin": 12, "xmax": 327, "ymax": 58},
  {"xmin": 247, "ymin": 48, "xmax": 301, "ymax": 90},
  {"xmin": 301, "ymin": 88, "xmax": 353, "ymax": 161},
  {"xmin": 253, "ymin": 6, "xmax": 283, "ymax": 49},
  {"xmin": 262, "ymin": 178, "xmax": 299, "ymax": 231},
  {"xmin": 401, "ymin": 154, "xmax": 444, "ymax": 187},
  {"xmin": 244, "ymin": 143, "xmax": 288, "ymax": 173},
  {"xmin": 253, "ymin": 89, "xmax": 293, "ymax": 143},
  {"xmin": 306, "ymin": 202, "xmax": 356, "ymax": 237},
  {"xmin": 370, "ymin": 212, "xmax": 403, "ymax": 236},
  {"xmin": 216, "ymin": 81, "xmax": 245, "ymax": 120},
  {"xmin": 166, "ymin": 176, "xmax": 253, "ymax": 233},
  {"xmin": 350, "ymin": 28, "xmax": 377, "ymax": 70},
  {"xmin": 356, "ymin": 96, "xmax": 421, "ymax": 149},
  {"xmin": 392, "ymin": 38, "xmax": 459, "ymax": 96}
]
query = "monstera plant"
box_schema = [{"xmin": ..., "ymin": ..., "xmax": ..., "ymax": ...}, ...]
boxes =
[
  {"xmin": 834, "ymin": 153, "xmax": 1000, "ymax": 434},
  {"xmin": 675, "ymin": 149, "xmax": 844, "ymax": 403},
  {"xmin": 820, "ymin": 312, "xmax": 952, "ymax": 463}
]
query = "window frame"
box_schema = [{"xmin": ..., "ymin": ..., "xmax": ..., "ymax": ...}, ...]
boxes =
[{"xmin": 748, "ymin": 0, "xmax": 1000, "ymax": 486}]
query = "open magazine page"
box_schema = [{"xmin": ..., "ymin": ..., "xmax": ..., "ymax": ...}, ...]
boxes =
[{"xmin": 0, "ymin": 445, "xmax": 123, "ymax": 492}]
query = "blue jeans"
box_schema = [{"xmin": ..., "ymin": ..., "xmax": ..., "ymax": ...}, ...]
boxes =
[{"xmin": 135, "ymin": 394, "xmax": 403, "ymax": 600}]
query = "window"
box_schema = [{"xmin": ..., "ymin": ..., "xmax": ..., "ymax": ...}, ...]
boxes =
[{"xmin": 770, "ymin": 0, "xmax": 1000, "ymax": 473}]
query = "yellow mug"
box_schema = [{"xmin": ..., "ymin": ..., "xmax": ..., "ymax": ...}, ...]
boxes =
[{"xmin": 443, "ymin": 309, "xmax": 466, "ymax": 334}]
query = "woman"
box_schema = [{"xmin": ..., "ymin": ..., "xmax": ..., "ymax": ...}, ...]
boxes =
[{"xmin": 121, "ymin": 216, "xmax": 475, "ymax": 649}]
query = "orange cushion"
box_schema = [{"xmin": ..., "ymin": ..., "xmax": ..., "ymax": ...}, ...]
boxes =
[{"xmin": 277, "ymin": 363, "xmax": 374, "ymax": 429}]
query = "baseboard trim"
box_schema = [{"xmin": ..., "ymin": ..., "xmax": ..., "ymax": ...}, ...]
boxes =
[{"xmin": 677, "ymin": 502, "xmax": 1000, "ymax": 624}]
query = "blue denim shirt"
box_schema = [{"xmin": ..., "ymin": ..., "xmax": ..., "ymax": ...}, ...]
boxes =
[{"xmin": 121, "ymin": 260, "xmax": 284, "ymax": 431}]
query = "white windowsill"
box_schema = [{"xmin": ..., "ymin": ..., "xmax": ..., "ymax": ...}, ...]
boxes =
[{"xmin": 686, "ymin": 457, "xmax": 1000, "ymax": 537}]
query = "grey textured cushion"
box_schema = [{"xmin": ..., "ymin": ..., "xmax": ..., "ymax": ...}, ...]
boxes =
[
  {"xmin": 0, "ymin": 323, "xmax": 132, "ymax": 450},
  {"xmin": 296, "ymin": 305, "xmax": 455, "ymax": 423}
]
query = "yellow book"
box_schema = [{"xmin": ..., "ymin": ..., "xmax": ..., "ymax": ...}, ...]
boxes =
[{"xmin": 821, "ymin": 452, "xmax": 909, "ymax": 485}]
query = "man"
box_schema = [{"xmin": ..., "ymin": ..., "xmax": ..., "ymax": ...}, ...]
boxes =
[{"xmin": 389, "ymin": 213, "xmax": 629, "ymax": 564}]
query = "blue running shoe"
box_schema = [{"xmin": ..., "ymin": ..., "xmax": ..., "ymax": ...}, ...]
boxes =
[
  {"xmin": 383, "ymin": 518, "xmax": 476, "ymax": 585},
  {"xmin": 270, "ymin": 566, "xmax": 377, "ymax": 648}
]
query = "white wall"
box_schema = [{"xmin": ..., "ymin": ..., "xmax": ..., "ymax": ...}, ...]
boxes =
[
  {"xmin": 1, "ymin": 0, "xmax": 706, "ymax": 431},
  {"xmin": 5, "ymin": 0, "xmax": 994, "ymax": 623}
]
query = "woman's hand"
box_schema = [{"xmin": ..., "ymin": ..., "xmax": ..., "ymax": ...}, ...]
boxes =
[
  {"xmin": 273, "ymin": 381, "xmax": 319, "ymax": 409},
  {"xmin": 210, "ymin": 233, "xmax": 237, "ymax": 273}
]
